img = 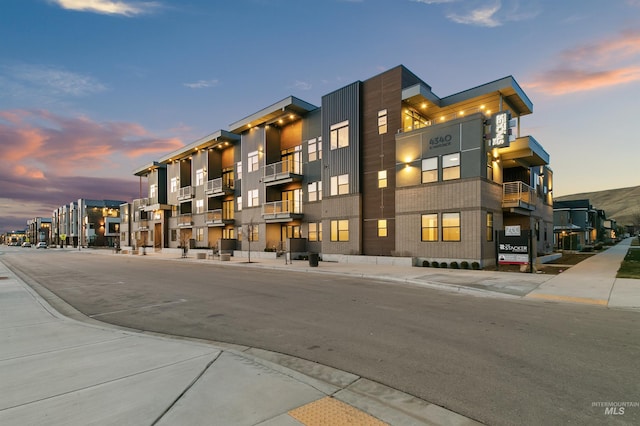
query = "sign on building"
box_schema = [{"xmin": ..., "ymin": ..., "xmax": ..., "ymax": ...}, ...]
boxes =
[
  {"xmin": 489, "ymin": 111, "xmax": 511, "ymax": 148},
  {"xmin": 497, "ymin": 230, "xmax": 530, "ymax": 265}
]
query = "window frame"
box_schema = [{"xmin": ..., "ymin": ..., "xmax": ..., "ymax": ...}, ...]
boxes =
[
  {"xmin": 248, "ymin": 151, "xmax": 259, "ymax": 173},
  {"xmin": 421, "ymin": 157, "xmax": 438, "ymax": 183},
  {"xmin": 330, "ymin": 219, "xmax": 349, "ymax": 242},
  {"xmin": 442, "ymin": 212, "xmax": 461, "ymax": 242},
  {"xmin": 330, "ymin": 120, "xmax": 349, "ymax": 150},
  {"xmin": 421, "ymin": 213, "xmax": 438, "ymax": 242},
  {"xmin": 442, "ymin": 153, "xmax": 461, "ymax": 181}
]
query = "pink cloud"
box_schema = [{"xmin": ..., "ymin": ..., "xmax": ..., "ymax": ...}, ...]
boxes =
[
  {"xmin": 525, "ymin": 30, "xmax": 640, "ymax": 95},
  {"xmin": 0, "ymin": 109, "xmax": 184, "ymax": 173}
]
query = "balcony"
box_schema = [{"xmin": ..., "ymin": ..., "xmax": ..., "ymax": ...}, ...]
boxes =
[
  {"xmin": 502, "ymin": 181, "xmax": 536, "ymax": 212},
  {"xmin": 263, "ymin": 160, "xmax": 303, "ymax": 186},
  {"xmin": 178, "ymin": 214, "xmax": 193, "ymax": 227},
  {"xmin": 137, "ymin": 220, "xmax": 149, "ymax": 231},
  {"xmin": 177, "ymin": 186, "xmax": 194, "ymax": 201},
  {"xmin": 205, "ymin": 178, "xmax": 234, "ymax": 197},
  {"xmin": 498, "ymin": 136, "xmax": 549, "ymax": 168},
  {"xmin": 262, "ymin": 200, "xmax": 303, "ymax": 222},
  {"xmin": 205, "ymin": 209, "xmax": 234, "ymax": 227},
  {"xmin": 137, "ymin": 196, "xmax": 160, "ymax": 211}
]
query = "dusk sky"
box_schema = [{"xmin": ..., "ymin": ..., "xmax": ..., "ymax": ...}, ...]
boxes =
[{"xmin": 1, "ymin": 0, "xmax": 640, "ymax": 233}]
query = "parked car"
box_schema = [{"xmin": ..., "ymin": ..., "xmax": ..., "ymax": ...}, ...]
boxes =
[
  {"xmin": 36, "ymin": 242, "xmax": 47, "ymax": 249},
  {"xmin": 21, "ymin": 242, "xmax": 32, "ymax": 247}
]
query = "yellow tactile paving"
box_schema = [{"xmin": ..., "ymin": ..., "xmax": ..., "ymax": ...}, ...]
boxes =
[{"xmin": 288, "ymin": 396, "xmax": 388, "ymax": 426}]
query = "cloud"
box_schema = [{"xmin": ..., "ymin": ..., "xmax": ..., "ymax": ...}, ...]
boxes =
[
  {"xmin": 413, "ymin": 0, "xmax": 539, "ymax": 27},
  {"xmin": 183, "ymin": 79, "xmax": 220, "ymax": 89},
  {"xmin": 290, "ymin": 80, "xmax": 312, "ymax": 91},
  {"xmin": 0, "ymin": 109, "xmax": 183, "ymax": 174},
  {"xmin": 526, "ymin": 29, "xmax": 640, "ymax": 95},
  {"xmin": 0, "ymin": 63, "xmax": 107, "ymax": 107},
  {"xmin": 48, "ymin": 0, "xmax": 161, "ymax": 16}
]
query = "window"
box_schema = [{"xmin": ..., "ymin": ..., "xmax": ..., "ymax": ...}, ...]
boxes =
[
  {"xmin": 171, "ymin": 229, "xmax": 177, "ymax": 242},
  {"xmin": 378, "ymin": 219, "xmax": 387, "ymax": 237},
  {"xmin": 308, "ymin": 181, "xmax": 322, "ymax": 202},
  {"xmin": 330, "ymin": 174, "xmax": 349, "ymax": 196},
  {"xmin": 442, "ymin": 212, "xmax": 461, "ymax": 241},
  {"xmin": 308, "ymin": 222, "xmax": 322, "ymax": 242},
  {"xmin": 486, "ymin": 212, "xmax": 494, "ymax": 242},
  {"xmin": 330, "ymin": 220, "xmax": 349, "ymax": 242},
  {"xmin": 421, "ymin": 157, "xmax": 438, "ymax": 183},
  {"xmin": 421, "ymin": 214, "xmax": 438, "ymax": 242},
  {"xmin": 330, "ymin": 120, "xmax": 349, "ymax": 150},
  {"xmin": 248, "ymin": 151, "xmax": 259, "ymax": 173},
  {"xmin": 195, "ymin": 199, "xmax": 204, "ymax": 214},
  {"xmin": 196, "ymin": 168, "xmax": 205, "ymax": 186},
  {"xmin": 195, "ymin": 228, "xmax": 204, "ymax": 242},
  {"xmin": 378, "ymin": 170, "xmax": 387, "ymax": 188},
  {"xmin": 378, "ymin": 109, "xmax": 387, "ymax": 135},
  {"xmin": 247, "ymin": 189, "xmax": 259, "ymax": 207},
  {"xmin": 149, "ymin": 184, "xmax": 157, "ymax": 199},
  {"xmin": 442, "ymin": 153, "xmax": 460, "ymax": 180},
  {"xmin": 223, "ymin": 200, "xmax": 234, "ymax": 220},
  {"xmin": 248, "ymin": 224, "xmax": 259, "ymax": 242},
  {"xmin": 223, "ymin": 227, "xmax": 235, "ymax": 239},
  {"xmin": 237, "ymin": 196, "xmax": 242, "ymax": 211},
  {"xmin": 237, "ymin": 161, "xmax": 242, "ymax": 180},
  {"xmin": 308, "ymin": 138, "xmax": 322, "ymax": 162}
]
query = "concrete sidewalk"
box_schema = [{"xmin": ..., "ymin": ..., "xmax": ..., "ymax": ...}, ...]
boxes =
[
  {"xmin": 0, "ymin": 261, "xmax": 480, "ymax": 426},
  {"xmin": 526, "ymin": 237, "xmax": 640, "ymax": 309}
]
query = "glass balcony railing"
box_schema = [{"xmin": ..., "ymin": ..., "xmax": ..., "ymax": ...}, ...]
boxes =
[
  {"xmin": 178, "ymin": 186, "xmax": 194, "ymax": 200},
  {"xmin": 262, "ymin": 200, "xmax": 303, "ymax": 218},
  {"xmin": 206, "ymin": 178, "xmax": 234, "ymax": 195},
  {"xmin": 263, "ymin": 159, "xmax": 303, "ymax": 184},
  {"xmin": 178, "ymin": 214, "xmax": 193, "ymax": 226}
]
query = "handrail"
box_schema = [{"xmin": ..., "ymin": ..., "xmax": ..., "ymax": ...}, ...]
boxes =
[
  {"xmin": 262, "ymin": 200, "xmax": 302, "ymax": 215},
  {"xmin": 503, "ymin": 181, "xmax": 534, "ymax": 205},
  {"xmin": 263, "ymin": 159, "xmax": 302, "ymax": 180}
]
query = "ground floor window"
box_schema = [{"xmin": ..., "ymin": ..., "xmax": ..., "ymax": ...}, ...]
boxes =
[
  {"xmin": 195, "ymin": 227, "xmax": 204, "ymax": 242},
  {"xmin": 308, "ymin": 222, "xmax": 322, "ymax": 242},
  {"xmin": 421, "ymin": 214, "xmax": 438, "ymax": 241},
  {"xmin": 378, "ymin": 219, "xmax": 388, "ymax": 237},
  {"xmin": 442, "ymin": 212, "xmax": 461, "ymax": 241},
  {"xmin": 171, "ymin": 229, "xmax": 177, "ymax": 242},
  {"xmin": 330, "ymin": 220, "xmax": 349, "ymax": 242},
  {"xmin": 487, "ymin": 212, "xmax": 494, "ymax": 242},
  {"xmin": 223, "ymin": 227, "xmax": 235, "ymax": 239}
]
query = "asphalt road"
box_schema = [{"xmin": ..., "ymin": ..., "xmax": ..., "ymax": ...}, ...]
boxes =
[{"xmin": 2, "ymin": 248, "xmax": 639, "ymax": 425}]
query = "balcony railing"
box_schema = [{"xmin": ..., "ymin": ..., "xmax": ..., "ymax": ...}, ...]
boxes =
[
  {"xmin": 263, "ymin": 160, "xmax": 303, "ymax": 185},
  {"xmin": 178, "ymin": 214, "xmax": 193, "ymax": 227},
  {"xmin": 205, "ymin": 178, "xmax": 234, "ymax": 196},
  {"xmin": 178, "ymin": 186, "xmax": 194, "ymax": 201},
  {"xmin": 262, "ymin": 200, "xmax": 303, "ymax": 220},
  {"xmin": 502, "ymin": 181, "xmax": 535, "ymax": 210}
]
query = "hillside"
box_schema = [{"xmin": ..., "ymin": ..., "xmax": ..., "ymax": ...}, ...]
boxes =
[{"xmin": 555, "ymin": 185, "xmax": 640, "ymax": 226}]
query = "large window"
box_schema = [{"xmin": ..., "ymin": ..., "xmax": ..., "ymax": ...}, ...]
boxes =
[
  {"xmin": 308, "ymin": 222, "xmax": 322, "ymax": 242},
  {"xmin": 236, "ymin": 161, "xmax": 242, "ymax": 180},
  {"xmin": 170, "ymin": 177, "xmax": 178, "ymax": 193},
  {"xmin": 330, "ymin": 120, "xmax": 349, "ymax": 150},
  {"xmin": 442, "ymin": 212, "xmax": 461, "ymax": 241},
  {"xmin": 378, "ymin": 219, "xmax": 387, "ymax": 237},
  {"xmin": 247, "ymin": 189, "xmax": 259, "ymax": 207},
  {"xmin": 442, "ymin": 153, "xmax": 460, "ymax": 180},
  {"xmin": 421, "ymin": 157, "xmax": 438, "ymax": 183},
  {"xmin": 195, "ymin": 227, "xmax": 204, "ymax": 242},
  {"xmin": 330, "ymin": 174, "xmax": 349, "ymax": 196},
  {"xmin": 223, "ymin": 200, "xmax": 234, "ymax": 220},
  {"xmin": 308, "ymin": 181, "xmax": 322, "ymax": 202},
  {"xmin": 421, "ymin": 214, "xmax": 438, "ymax": 242},
  {"xmin": 486, "ymin": 212, "xmax": 494, "ymax": 242},
  {"xmin": 196, "ymin": 168, "xmax": 205, "ymax": 186},
  {"xmin": 308, "ymin": 137, "xmax": 322, "ymax": 162},
  {"xmin": 195, "ymin": 199, "xmax": 204, "ymax": 214},
  {"xmin": 330, "ymin": 220, "xmax": 349, "ymax": 242},
  {"xmin": 248, "ymin": 151, "xmax": 259, "ymax": 172},
  {"xmin": 149, "ymin": 184, "xmax": 157, "ymax": 199}
]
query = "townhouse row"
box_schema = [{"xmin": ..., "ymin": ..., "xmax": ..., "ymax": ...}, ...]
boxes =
[{"xmin": 120, "ymin": 65, "xmax": 553, "ymax": 267}]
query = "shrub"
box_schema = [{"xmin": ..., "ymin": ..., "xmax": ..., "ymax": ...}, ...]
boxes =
[
  {"xmin": 471, "ymin": 261, "xmax": 481, "ymax": 270},
  {"xmin": 422, "ymin": 260, "xmax": 430, "ymax": 267},
  {"xmin": 440, "ymin": 262, "xmax": 448, "ymax": 268},
  {"xmin": 450, "ymin": 261, "xmax": 460, "ymax": 269},
  {"xmin": 461, "ymin": 261, "xmax": 470, "ymax": 269},
  {"xmin": 432, "ymin": 261, "xmax": 440, "ymax": 268}
]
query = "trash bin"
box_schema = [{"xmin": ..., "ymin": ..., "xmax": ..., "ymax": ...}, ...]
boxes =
[{"xmin": 308, "ymin": 252, "xmax": 319, "ymax": 267}]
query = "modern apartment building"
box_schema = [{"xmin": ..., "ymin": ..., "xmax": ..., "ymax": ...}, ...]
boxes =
[
  {"xmin": 52, "ymin": 199, "xmax": 123, "ymax": 247},
  {"xmin": 128, "ymin": 65, "xmax": 553, "ymax": 266},
  {"xmin": 26, "ymin": 217, "xmax": 52, "ymax": 244},
  {"xmin": 553, "ymin": 199, "xmax": 617, "ymax": 250}
]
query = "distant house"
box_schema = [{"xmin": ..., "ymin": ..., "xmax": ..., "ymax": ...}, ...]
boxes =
[
  {"xmin": 553, "ymin": 199, "xmax": 615, "ymax": 250},
  {"xmin": 52, "ymin": 199, "xmax": 124, "ymax": 247}
]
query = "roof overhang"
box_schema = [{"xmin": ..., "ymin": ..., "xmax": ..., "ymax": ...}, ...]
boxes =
[
  {"xmin": 133, "ymin": 161, "xmax": 164, "ymax": 177},
  {"xmin": 229, "ymin": 96, "xmax": 318, "ymax": 134},
  {"xmin": 499, "ymin": 136, "xmax": 549, "ymax": 168},
  {"xmin": 153, "ymin": 130, "xmax": 240, "ymax": 166}
]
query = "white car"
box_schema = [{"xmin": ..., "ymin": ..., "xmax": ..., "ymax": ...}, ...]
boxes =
[
  {"xmin": 36, "ymin": 242, "xmax": 48, "ymax": 249},
  {"xmin": 21, "ymin": 242, "xmax": 32, "ymax": 247}
]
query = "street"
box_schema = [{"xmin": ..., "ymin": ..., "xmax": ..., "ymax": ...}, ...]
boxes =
[{"xmin": 2, "ymin": 248, "xmax": 639, "ymax": 425}]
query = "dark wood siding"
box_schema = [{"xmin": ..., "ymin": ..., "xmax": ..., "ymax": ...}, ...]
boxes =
[{"xmin": 361, "ymin": 66, "xmax": 405, "ymax": 256}]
